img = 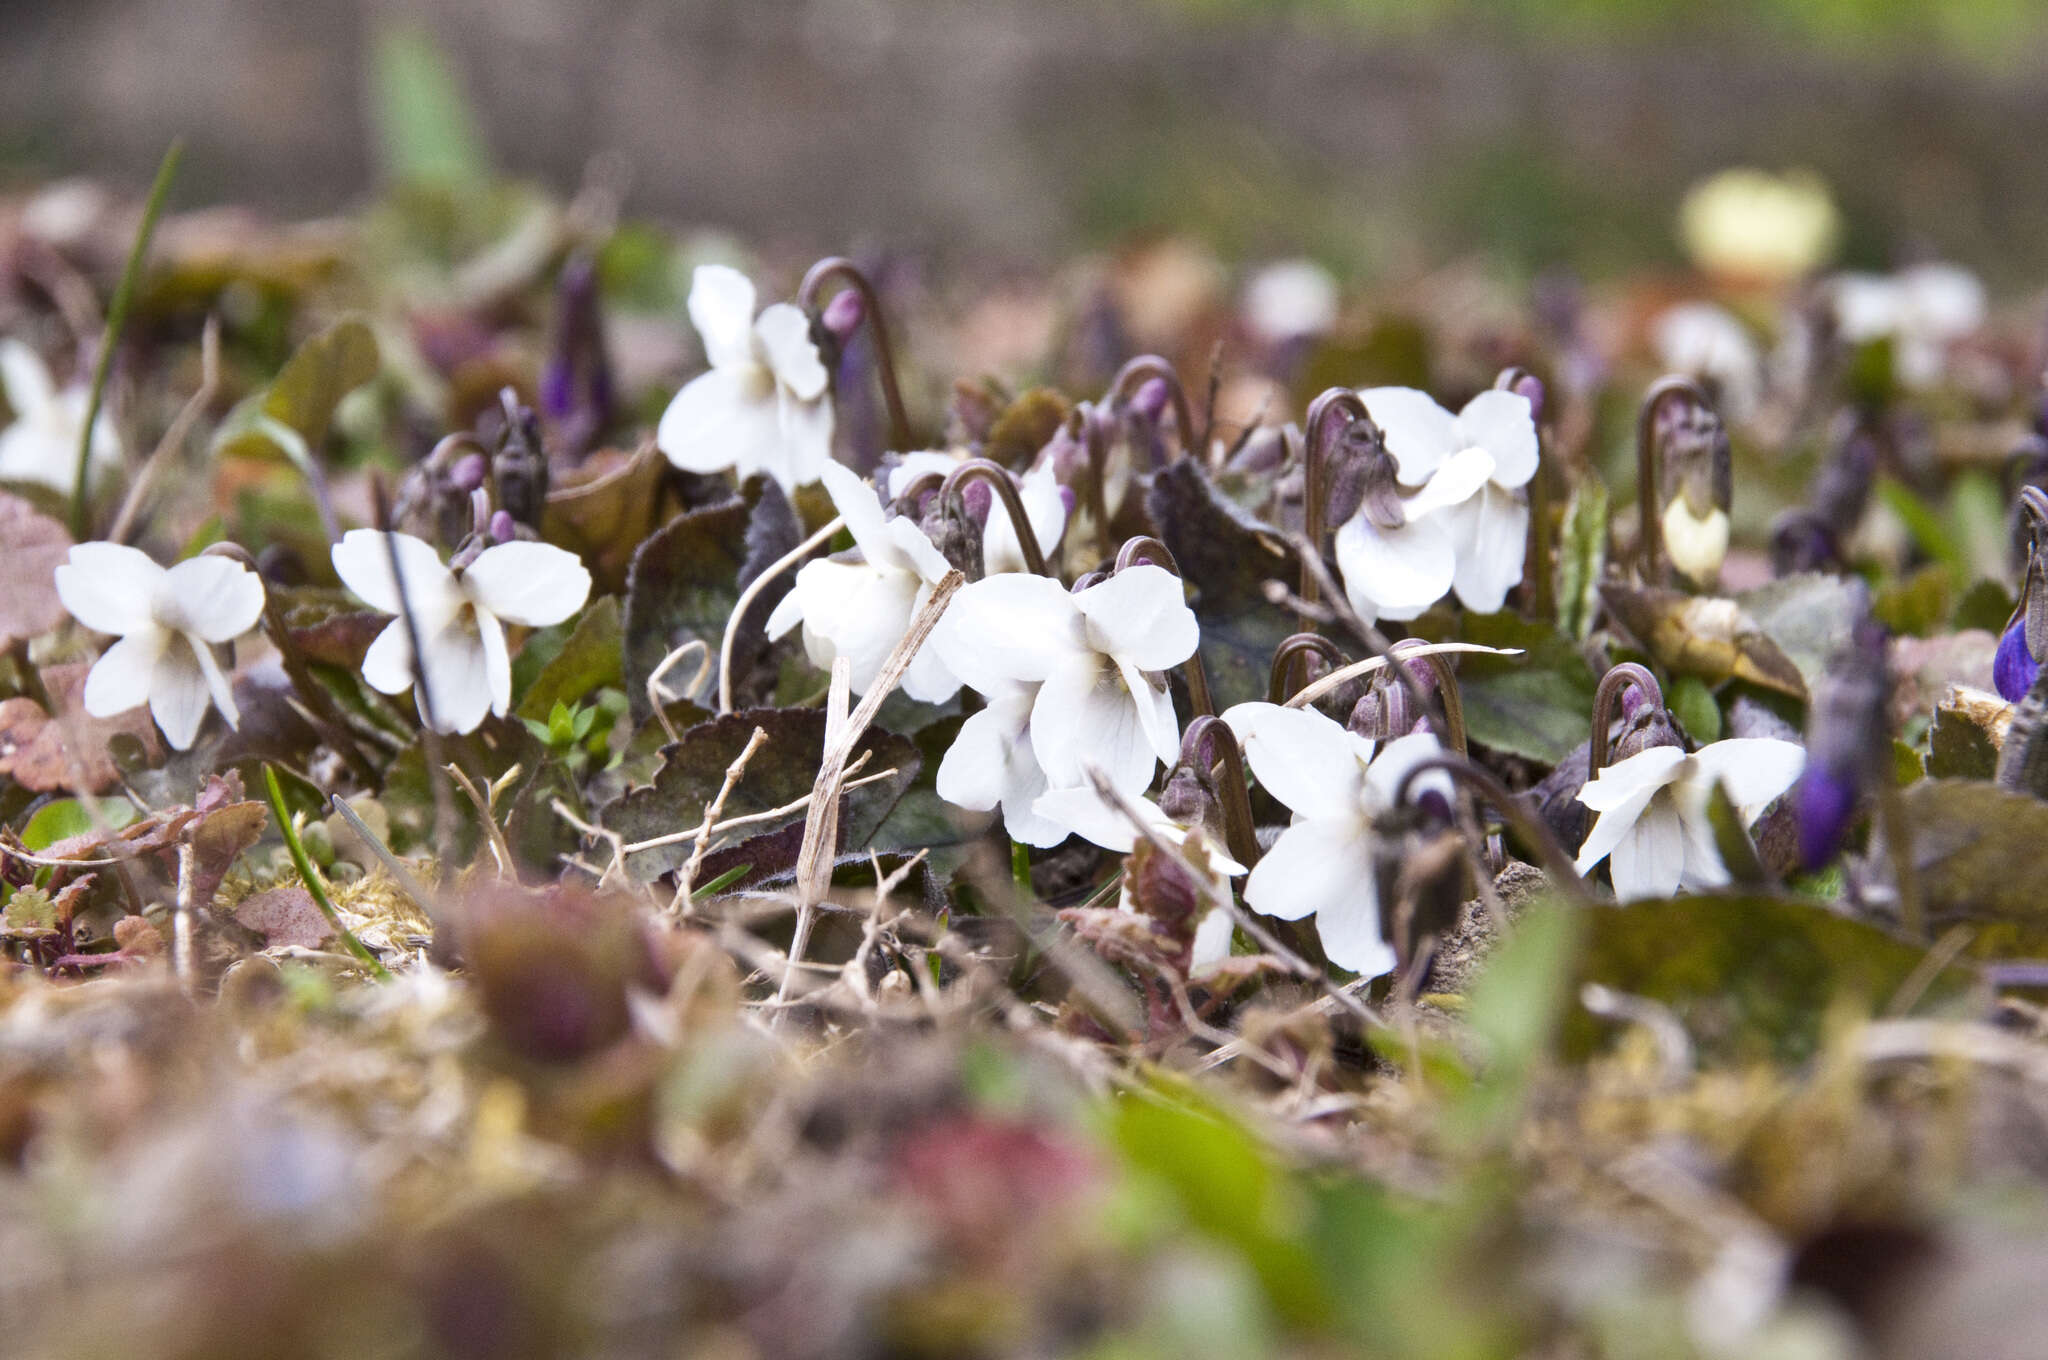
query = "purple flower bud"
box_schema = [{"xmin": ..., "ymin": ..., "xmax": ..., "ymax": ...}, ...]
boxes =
[
  {"xmin": 449, "ymin": 452, "xmax": 487, "ymax": 494},
  {"xmin": 1996, "ymin": 618, "xmax": 2040, "ymax": 703},
  {"xmin": 1796, "ymin": 767, "xmax": 1858, "ymax": 873},
  {"xmin": 538, "ymin": 356, "xmax": 574, "ymax": 422},
  {"xmin": 1512, "ymin": 373, "xmax": 1546, "ymax": 424},
  {"xmin": 490, "ymin": 509, "xmax": 518, "ymax": 544},
  {"xmin": 1131, "ymin": 377, "xmax": 1171, "ymax": 423},
  {"xmin": 821, "ymin": 288, "xmax": 864, "ymax": 346},
  {"xmin": 1056, "ymin": 484, "xmax": 1077, "ymax": 516},
  {"xmin": 961, "ymin": 479, "xmax": 992, "ymax": 524},
  {"xmin": 1042, "ymin": 422, "xmax": 1086, "ymax": 484}
]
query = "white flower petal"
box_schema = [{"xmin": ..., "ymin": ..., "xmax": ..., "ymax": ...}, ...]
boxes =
[
  {"xmin": 1220, "ymin": 701, "xmax": 1366, "ymax": 822},
  {"xmin": 1359, "ymin": 386, "xmax": 1461, "ymax": 481},
  {"xmin": 1032, "ymin": 785, "xmax": 1164, "ymax": 853},
  {"xmin": 884, "ymin": 514, "xmax": 954, "ymax": 585},
  {"xmin": 1244, "ymin": 816, "xmax": 1376, "ymax": 930},
  {"xmin": 1685, "ymin": 738, "xmax": 1806, "ymax": 823},
  {"xmin": 1579, "ymin": 745, "xmax": 1689, "ymax": 812},
  {"xmin": 461, "ymin": 542, "xmax": 591, "ymax": 627},
  {"xmin": 1314, "ymin": 884, "xmax": 1400, "ymax": 979},
  {"xmin": 931, "ymin": 573, "xmax": 1083, "ymax": 694},
  {"xmin": 1116, "ymin": 657, "xmax": 1181, "ymax": 768},
  {"xmin": 753, "ymin": 302, "xmax": 829, "ymax": 402},
  {"xmin": 937, "ymin": 689, "xmax": 1065, "ymax": 847},
  {"xmin": 1402, "ymin": 445, "xmax": 1495, "ymax": 519},
  {"xmin": 808, "ymin": 562, "xmax": 922, "ymax": 697},
  {"xmin": 1191, "ymin": 907, "xmax": 1235, "ymax": 968},
  {"xmin": 1455, "ymin": 389, "xmax": 1539, "ymax": 488},
  {"xmin": 984, "ymin": 462, "xmax": 1068, "ymax": 576},
  {"xmin": 81, "ymin": 627, "xmax": 166, "ymax": 717},
  {"xmin": 1361, "ymin": 731, "xmax": 1448, "ymax": 814},
  {"xmin": 1662, "ymin": 501, "xmax": 1730, "ymax": 583},
  {"xmin": 772, "ymin": 385, "xmax": 835, "ymax": 490},
  {"xmin": 687, "ymin": 264, "xmax": 759, "ymax": 370},
  {"xmin": 331, "ymin": 530, "xmax": 461, "ymax": 624},
  {"xmin": 148, "ymin": 646, "xmax": 214, "ymax": 750},
  {"xmin": 56, "ymin": 543, "xmax": 164, "ymax": 635},
  {"xmin": 0, "ymin": 422, "xmax": 70, "ymax": 493},
  {"xmin": 1676, "ymin": 804, "xmax": 1732, "ymax": 894},
  {"xmin": 1076, "ymin": 564, "xmax": 1198, "ymax": 671},
  {"xmin": 1608, "ymin": 801, "xmax": 1688, "ymax": 902},
  {"xmin": 655, "ymin": 365, "xmax": 782, "ymax": 481},
  {"xmin": 1448, "ymin": 485, "xmax": 1528, "ymax": 615},
  {"xmin": 819, "ymin": 460, "xmax": 898, "ymax": 565},
  {"xmin": 478, "ymin": 608, "xmax": 513, "ymax": 717},
  {"xmin": 161, "ymin": 555, "xmax": 265, "ymax": 642},
  {"xmin": 186, "ymin": 633, "xmax": 241, "ymax": 730},
  {"xmin": 884, "ymin": 451, "xmax": 961, "ymax": 500},
  {"xmin": 360, "ymin": 619, "xmax": 416, "ymax": 696},
  {"xmin": 1333, "ymin": 513, "xmax": 1456, "ymax": 622},
  {"xmin": 1572, "ymin": 783, "xmax": 1662, "ymax": 877},
  {"xmin": 0, "ymin": 339, "xmax": 57, "ymax": 418},
  {"xmin": 1032, "ymin": 655, "xmax": 1156, "ymax": 793},
  {"xmin": 417, "ymin": 611, "xmax": 494, "ymax": 735}
]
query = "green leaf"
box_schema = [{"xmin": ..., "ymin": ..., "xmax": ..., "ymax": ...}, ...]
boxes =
[
  {"xmin": 2, "ymin": 886, "xmax": 59, "ymax": 938},
  {"xmin": 1450, "ymin": 906, "xmax": 1582, "ymax": 1143},
  {"xmin": 623, "ymin": 483, "xmax": 800, "ymax": 724},
  {"xmin": 1667, "ymin": 673, "xmax": 1722, "ymax": 744},
  {"xmin": 215, "ymin": 320, "xmax": 380, "ymax": 463},
  {"xmin": 1902, "ymin": 779, "xmax": 2048, "ymax": 958},
  {"xmin": 22, "ymin": 797, "xmax": 136, "ymax": 852},
  {"xmin": 1555, "ymin": 472, "xmax": 1608, "ymax": 641},
  {"xmin": 1455, "ymin": 613, "xmax": 1597, "ymax": 764},
  {"xmin": 1563, "ymin": 892, "xmax": 1970, "ymax": 1062},
  {"xmin": 368, "ymin": 25, "xmax": 489, "ymax": 187},
  {"xmin": 1872, "ymin": 563, "xmax": 1953, "ymax": 637},
  {"xmin": 515, "ymin": 594, "xmax": 622, "ymax": 721}
]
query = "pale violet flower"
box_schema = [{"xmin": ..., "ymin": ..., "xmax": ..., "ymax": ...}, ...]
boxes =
[
  {"xmin": 1335, "ymin": 387, "xmax": 1539, "ymax": 623},
  {"xmin": 1573, "ymin": 738, "xmax": 1806, "ymax": 901},
  {"xmin": 656, "ymin": 265, "xmax": 833, "ymax": 492},
  {"xmin": 54, "ymin": 544, "xmax": 265, "ymax": 750},
  {"xmin": 1653, "ymin": 301, "xmax": 1762, "ymax": 424},
  {"xmin": 1242, "ymin": 258, "xmax": 1339, "ymax": 346},
  {"xmin": 934, "ymin": 565, "xmax": 1197, "ymax": 798},
  {"xmin": 883, "ymin": 451, "xmax": 1068, "ymax": 578},
  {"xmin": 1222, "ymin": 701, "xmax": 1449, "ymax": 978},
  {"xmin": 1034, "ymin": 783, "xmax": 1245, "ymax": 967},
  {"xmin": 0, "ymin": 339, "xmax": 121, "ymax": 495},
  {"xmin": 766, "ymin": 461, "xmax": 960, "ymax": 703},
  {"xmin": 332, "ymin": 530, "xmax": 591, "ymax": 735},
  {"xmin": 1830, "ymin": 264, "xmax": 1985, "ymax": 388}
]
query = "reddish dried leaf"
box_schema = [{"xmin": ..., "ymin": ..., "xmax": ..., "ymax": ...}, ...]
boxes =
[
  {"xmin": 0, "ymin": 663, "xmax": 159, "ymax": 793},
  {"xmin": 0, "ymin": 493, "xmax": 72, "ymax": 649},
  {"xmin": 233, "ymin": 887, "xmax": 334, "ymax": 950}
]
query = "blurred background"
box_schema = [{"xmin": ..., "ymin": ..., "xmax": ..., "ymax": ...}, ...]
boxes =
[{"xmin": 10, "ymin": 0, "xmax": 2048, "ymax": 283}]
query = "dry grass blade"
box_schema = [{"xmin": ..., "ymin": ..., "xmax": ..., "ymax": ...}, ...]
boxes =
[{"xmin": 718, "ymin": 514, "xmax": 845, "ymax": 713}]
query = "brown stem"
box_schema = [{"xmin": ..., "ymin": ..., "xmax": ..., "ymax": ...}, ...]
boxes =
[
  {"xmin": 798, "ymin": 256, "xmax": 912, "ymax": 453},
  {"xmin": 1179, "ymin": 715, "xmax": 1261, "ymax": 869},
  {"xmin": 939, "ymin": 457, "xmax": 1049, "ymax": 577},
  {"xmin": 1108, "ymin": 354, "xmax": 1197, "ymax": 462},
  {"xmin": 1268, "ymin": 631, "xmax": 1348, "ymax": 703},
  {"xmin": 1393, "ymin": 640, "xmax": 1469, "ymax": 758},
  {"xmin": 1498, "ymin": 366, "xmax": 1554, "ymax": 622},
  {"xmin": 1078, "ymin": 405, "xmax": 1114, "ymax": 563},
  {"xmin": 1114, "ymin": 536, "xmax": 1215, "ymax": 719},
  {"xmin": 1589, "ymin": 662, "xmax": 1665, "ymax": 777},
  {"xmin": 1635, "ymin": 375, "xmax": 1708, "ymax": 587},
  {"xmin": 1298, "ymin": 388, "xmax": 1375, "ymax": 634},
  {"xmin": 1289, "ymin": 532, "xmax": 1453, "ymax": 755},
  {"xmin": 1393, "ymin": 753, "xmax": 1595, "ymax": 906}
]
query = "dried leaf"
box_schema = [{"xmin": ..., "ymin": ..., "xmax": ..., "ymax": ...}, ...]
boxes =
[
  {"xmin": 0, "ymin": 494, "xmax": 72, "ymax": 648},
  {"xmin": 1600, "ymin": 583, "xmax": 1807, "ymax": 698},
  {"xmin": 0, "ymin": 663, "xmax": 160, "ymax": 793}
]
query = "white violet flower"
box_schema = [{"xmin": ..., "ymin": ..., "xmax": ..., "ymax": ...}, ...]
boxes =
[
  {"xmin": 1573, "ymin": 738, "xmax": 1806, "ymax": 901},
  {"xmin": 936, "ymin": 682, "xmax": 1063, "ymax": 846},
  {"xmin": 1335, "ymin": 387, "xmax": 1539, "ymax": 622},
  {"xmin": 1652, "ymin": 301, "xmax": 1762, "ymax": 425},
  {"xmin": 1830, "ymin": 263, "xmax": 1986, "ymax": 389},
  {"xmin": 656, "ymin": 264, "xmax": 834, "ymax": 492},
  {"xmin": 54, "ymin": 543, "xmax": 266, "ymax": 750},
  {"xmin": 0, "ymin": 339, "xmax": 121, "ymax": 496},
  {"xmin": 332, "ymin": 530, "xmax": 592, "ymax": 735},
  {"xmin": 1222, "ymin": 701, "xmax": 1450, "ymax": 978},
  {"xmin": 935, "ymin": 564, "xmax": 1198, "ymax": 798},
  {"xmin": 766, "ymin": 461, "xmax": 961, "ymax": 703}
]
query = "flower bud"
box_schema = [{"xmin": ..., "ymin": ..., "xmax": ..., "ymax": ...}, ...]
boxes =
[
  {"xmin": 1653, "ymin": 392, "xmax": 1732, "ymax": 584},
  {"xmin": 1996, "ymin": 618, "xmax": 2040, "ymax": 704},
  {"xmin": 1770, "ymin": 508, "xmax": 1839, "ymax": 576},
  {"xmin": 491, "ymin": 390, "xmax": 550, "ymax": 530},
  {"xmin": 1512, "ymin": 372, "xmax": 1547, "ymax": 425},
  {"xmin": 1797, "ymin": 611, "xmax": 1888, "ymax": 870},
  {"xmin": 490, "ymin": 509, "xmax": 518, "ymax": 544},
  {"xmin": 539, "ymin": 252, "xmax": 614, "ymax": 458},
  {"xmin": 448, "ymin": 451, "xmax": 487, "ymax": 494},
  {"xmin": 820, "ymin": 287, "xmax": 864, "ymax": 347},
  {"xmin": 1131, "ymin": 376, "xmax": 1171, "ymax": 424}
]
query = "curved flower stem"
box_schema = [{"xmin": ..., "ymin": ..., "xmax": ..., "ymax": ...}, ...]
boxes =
[
  {"xmin": 1297, "ymin": 388, "xmax": 1376, "ymax": 634},
  {"xmin": 1589, "ymin": 661, "xmax": 1664, "ymax": 777},
  {"xmin": 1107, "ymin": 354, "xmax": 1197, "ymax": 462},
  {"xmin": 1398, "ymin": 642, "xmax": 1469, "ymax": 757},
  {"xmin": 1179, "ymin": 715, "xmax": 1261, "ymax": 869},
  {"xmin": 798, "ymin": 256, "xmax": 911, "ymax": 453},
  {"xmin": 1393, "ymin": 753, "xmax": 1595, "ymax": 906},
  {"xmin": 939, "ymin": 457, "xmax": 1049, "ymax": 577},
  {"xmin": 1115, "ymin": 536, "xmax": 1215, "ymax": 718},
  {"xmin": 1268, "ymin": 630, "xmax": 1348, "ymax": 703},
  {"xmin": 1287, "ymin": 533, "xmax": 1453, "ymax": 754},
  {"xmin": 1077, "ymin": 406, "xmax": 1115, "ymax": 563},
  {"xmin": 1498, "ymin": 365, "xmax": 1554, "ymax": 621},
  {"xmin": 1635, "ymin": 375, "xmax": 1708, "ymax": 588},
  {"xmin": 71, "ymin": 138, "xmax": 181, "ymax": 540},
  {"xmin": 718, "ymin": 515, "xmax": 846, "ymax": 713}
]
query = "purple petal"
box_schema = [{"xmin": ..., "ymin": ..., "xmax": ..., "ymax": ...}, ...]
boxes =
[{"xmin": 1995, "ymin": 620, "xmax": 2039, "ymax": 704}]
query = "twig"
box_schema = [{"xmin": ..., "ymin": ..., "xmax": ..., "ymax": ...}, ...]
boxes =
[
  {"xmin": 1282, "ymin": 642, "xmax": 1521, "ymax": 714},
  {"xmin": 444, "ymin": 762, "xmax": 516, "ymax": 879},
  {"xmin": 775, "ymin": 570, "xmax": 965, "ymax": 1017},
  {"xmin": 172, "ymin": 838, "xmax": 196, "ymax": 990},
  {"xmin": 673, "ymin": 725, "xmax": 769, "ymax": 912},
  {"xmin": 718, "ymin": 515, "xmax": 844, "ymax": 713},
  {"xmin": 71, "ymin": 138, "xmax": 181, "ymax": 538},
  {"xmin": 647, "ymin": 638, "xmax": 713, "ymax": 743}
]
